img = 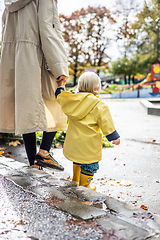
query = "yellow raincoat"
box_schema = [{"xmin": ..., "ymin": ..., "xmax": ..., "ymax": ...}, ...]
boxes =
[{"xmin": 57, "ymin": 91, "xmax": 116, "ymax": 164}]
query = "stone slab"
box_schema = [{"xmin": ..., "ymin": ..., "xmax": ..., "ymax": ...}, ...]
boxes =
[
  {"xmin": 5, "ymin": 175, "xmax": 40, "ymax": 189},
  {"xmin": 0, "ymin": 156, "xmax": 16, "ymax": 163},
  {"xmin": 140, "ymin": 99, "xmax": 160, "ymax": 116},
  {"xmin": 40, "ymin": 176, "xmax": 77, "ymax": 188},
  {"xmin": 58, "ymin": 201, "xmax": 106, "ymax": 220},
  {"xmin": 0, "ymin": 160, "xmax": 26, "ymax": 169},
  {"xmin": 104, "ymin": 197, "xmax": 139, "ymax": 215},
  {"xmin": 20, "ymin": 166, "xmax": 51, "ymax": 178},
  {"xmin": 96, "ymin": 214, "xmax": 149, "ymax": 240},
  {"xmin": 30, "ymin": 185, "xmax": 68, "ymax": 200},
  {"xmin": 70, "ymin": 186, "xmax": 108, "ymax": 202}
]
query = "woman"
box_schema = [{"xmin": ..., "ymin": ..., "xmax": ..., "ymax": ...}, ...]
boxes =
[{"xmin": 0, "ymin": 0, "xmax": 68, "ymax": 170}]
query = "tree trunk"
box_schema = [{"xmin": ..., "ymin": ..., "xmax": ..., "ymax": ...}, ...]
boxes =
[
  {"xmin": 124, "ymin": 75, "xmax": 127, "ymax": 84},
  {"xmin": 128, "ymin": 75, "xmax": 131, "ymax": 85},
  {"xmin": 73, "ymin": 63, "xmax": 78, "ymax": 86}
]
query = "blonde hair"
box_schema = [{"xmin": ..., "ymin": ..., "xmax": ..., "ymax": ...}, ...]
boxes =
[{"xmin": 78, "ymin": 72, "xmax": 101, "ymax": 94}]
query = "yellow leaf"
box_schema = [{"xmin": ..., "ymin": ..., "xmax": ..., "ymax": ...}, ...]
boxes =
[
  {"xmin": 119, "ymin": 180, "xmax": 135, "ymax": 186},
  {"xmin": 81, "ymin": 201, "xmax": 92, "ymax": 205},
  {"xmin": 0, "ymin": 151, "xmax": 4, "ymax": 156},
  {"xmin": 0, "ymin": 147, "xmax": 6, "ymax": 150},
  {"xmin": 9, "ymin": 140, "xmax": 21, "ymax": 147}
]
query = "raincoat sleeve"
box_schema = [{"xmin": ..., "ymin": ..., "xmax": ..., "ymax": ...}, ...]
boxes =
[
  {"xmin": 97, "ymin": 104, "xmax": 120, "ymax": 141},
  {"xmin": 55, "ymin": 87, "xmax": 65, "ymax": 98},
  {"xmin": 38, "ymin": 0, "xmax": 69, "ymax": 79}
]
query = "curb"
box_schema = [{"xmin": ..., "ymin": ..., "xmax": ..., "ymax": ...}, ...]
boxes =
[
  {"xmin": 140, "ymin": 99, "xmax": 160, "ymax": 116},
  {"xmin": 0, "ymin": 156, "xmax": 160, "ymax": 239}
]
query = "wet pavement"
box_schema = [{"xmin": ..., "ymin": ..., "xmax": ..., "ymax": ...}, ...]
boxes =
[{"xmin": 0, "ymin": 98, "xmax": 160, "ymax": 239}]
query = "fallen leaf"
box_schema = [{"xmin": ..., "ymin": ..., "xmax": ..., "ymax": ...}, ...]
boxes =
[
  {"xmin": 9, "ymin": 140, "xmax": 21, "ymax": 147},
  {"xmin": 119, "ymin": 180, "xmax": 135, "ymax": 186},
  {"xmin": 100, "ymin": 179, "xmax": 135, "ymax": 187},
  {"xmin": 0, "ymin": 151, "xmax": 4, "ymax": 156},
  {"xmin": 66, "ymin": 176, "xmax": 72, "ymax": 181},
  {"xmin": 81, "ymin": 201, "xmax": 92, "ymax": 205},
  {"xmin": 140, "ymin": 205, "xmax": 148, "ymax": 210},
  {"xmin": 0, "ymin": 147, "xmax": 6, "ymax": 150},
  {"xmin": 4, "ymin": 152, "xmax": 16, "ymax": 158}
]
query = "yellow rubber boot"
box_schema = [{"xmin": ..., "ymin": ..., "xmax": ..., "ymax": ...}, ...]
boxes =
[
  {"xmin": 79, "ymin": 172, "xmax": 96, "ymax": 191},
  {"xmin": 72, "ymin": 163, "xmax": 81, "ymax": 185}
]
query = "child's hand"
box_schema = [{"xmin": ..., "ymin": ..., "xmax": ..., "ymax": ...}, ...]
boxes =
[{"xmin": 112, "ymin": 138, "xmax": 120, "ymax": 145}]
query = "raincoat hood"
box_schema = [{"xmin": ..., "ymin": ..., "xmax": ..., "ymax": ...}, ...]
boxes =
[
  {"xmin": 57, "ymin": 92, "xmax": 100, "ymax": 120},
  {"xmin": 5, "ymin": 0, "xmax": 33, "ymax": 12}
]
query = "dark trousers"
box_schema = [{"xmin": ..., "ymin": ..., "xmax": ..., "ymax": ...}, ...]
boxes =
[{"xmin": 23, "ymin": 131, "xmax": 56, "ymax": 166}]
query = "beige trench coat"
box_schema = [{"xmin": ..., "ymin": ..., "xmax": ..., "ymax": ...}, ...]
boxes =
[{"xmin": 0, "ymin": 0, "xmax": 68, "ymax": 135}]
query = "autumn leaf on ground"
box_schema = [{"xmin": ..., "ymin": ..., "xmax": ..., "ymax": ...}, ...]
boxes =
[
  {"xmin": 0, "ymin": 151, "xmax": 4, "ymax": 156},
  {"xmin": 5, "ymin": 152, "xmax": 16, "ymax": 158},
  {"xmin": 9, "ymin": 140, "xmax": 21, "ymax": 147},
  {"xmin": 119, "ymin": 180, "xmax": 135, "ymax": 186},
  {"xmin": 66, "ymin": 176, "xmax": 72, "ymax": 181},
  {"xmin": 140, "ymin": 205, "xmax": 148, "ymax": 210},
  {"xmin": 100, "ymin": 179, "xmax": 135, "ymax": 186},
  {"xmin": 81, "ymin": 201, "xmax": 93, "ymax": 205},
  {"xmin": 0, "ymin": 147, "xmax": 6, "ymax": 150}
]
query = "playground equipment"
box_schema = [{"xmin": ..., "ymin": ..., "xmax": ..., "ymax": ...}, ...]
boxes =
[
  {"xmin": 111, "ymin": 61, "xmax": 160, "ymax": 98},
  {"xmin": 127, "ymin": 73, "xmax": 152, "ymax": 92}
]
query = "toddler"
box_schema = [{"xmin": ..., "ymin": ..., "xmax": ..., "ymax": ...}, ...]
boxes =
[{"xmin": 55, "ymin": 72, "xmax": 120, "ymax": 190}]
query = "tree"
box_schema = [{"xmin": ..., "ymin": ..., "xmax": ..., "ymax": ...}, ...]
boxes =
[
  {"xmin": 110, "ymin": 56, "xmax": 140, "ymax": 84},
  {"xmin": 113, "ymin": 0, "xmax": 141, "ymax": 57},
  {"xmin": 130, "ymin": 0, "xmax": 160, "ymax": 63},
  {"xmin": 60, "ymin": 6, "xmax": 116, "ymax": 85},
  {"xmin": 110, "ymin": 0, "xmax": 160, "ymax": 80}
]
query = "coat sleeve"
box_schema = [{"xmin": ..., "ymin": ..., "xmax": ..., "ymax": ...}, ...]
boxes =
[
  {"xmin": 38, "ymin": 0, "xmax": 69, "ymax": 79},
  {"xmin": 97, "ymin": 103, "xmax": 120, "ymax": 140},
  {"xmin": 5, "ymin": 0, "xmax": 33, "ymax": 12}
]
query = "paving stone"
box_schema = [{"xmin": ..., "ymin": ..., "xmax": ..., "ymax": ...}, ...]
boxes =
[
  {"xmin": 96, "ymin": 214, "xmax": 149, "ymax": 240},
  {"xmin": 20, "ymin": 166, "xmax": 51, "ymax": 178},
  {"xmin": 30, "ymin": 185, "xmax": 68, "ymax": 200},
  {"xmin": 5, "ymin": 175, "xmax": 40, "ymax": 189},
  {"xmin": 0, "ymin": 156, "xmax": 15, "ymax": 163},
  {"xmin": 0, "ymin": 160, "xmax": 26, "ymax": 169},
  {"xmin": 104, "ymin": 196, "xmax": 139, "ymax": 214},
  {"xmin": 0, "ymin": 168, "xmax": 11, "ymax": 175},
  {"xmin": 70, "ymin": 186, "xmax": 108, "ymax": 201},
  {"xmin": 104, "ymin": 198, "xmax": 160, "ymax": 234},
  {"xmin": 40, "ymin": 176, "xmax": 77, "ymax": 188},
  {"xmin": 58, "ymin": 201, "xmax": 106, "ymax": 220}
]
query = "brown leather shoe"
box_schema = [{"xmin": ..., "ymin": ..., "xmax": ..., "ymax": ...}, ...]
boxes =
[{"xmin": 34, "ymin": 152, "xmax": 64, "ymax": 171}]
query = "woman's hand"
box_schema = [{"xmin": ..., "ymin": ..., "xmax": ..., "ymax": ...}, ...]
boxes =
[
  {"xmin": 112, "ymin": 138, "xmax": 120, "ymax": 145},
  {"xmin": 56, "ymin": 75, "xmax": 68, "ymax": 87}
]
